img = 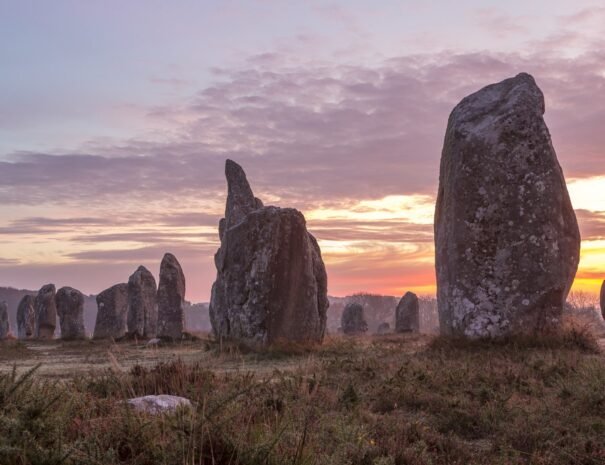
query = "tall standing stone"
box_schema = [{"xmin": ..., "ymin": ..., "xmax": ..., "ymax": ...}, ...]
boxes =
[
  {"xmin": 17, "ymin": 295, "xmax": 35, "ymax": 339},
  {"xmin": 157, "ymin": 253, "xmax": 186, "ymax": 340},
  {"xmin": 56, "ymin": 287, "xmax": 86, "ymax": 340},
  {"xmin": 127, "ymin": 266, "xmax": 158, "ymax": 338},
  {"xmin": 341, "ymin": 303, "xmax": 368, "ymax": 335},
  {"xmin": 94, "ymin": 283, "xmax": 129, "ymax": 339},
  {"xmin": 395, "ymin": 292, "xmax": 420, "ymax": 333},
  {"xmin": 34, "ymin": 284, "xmax": 57, "ymax": 339},
  {"xmin": 600, "ymin": 280, "xmax": 605, "ymax": 320},
  {"xmin": 210, "ymin": 160, "xmax": 329, "ymax": 346},
  {"xmin": 434, "ymin": 73, "xmax": 581, "ymax": 338},
  {"xmin": 0, "ymin": 301, "xmax": 9, "ymax": 340}
]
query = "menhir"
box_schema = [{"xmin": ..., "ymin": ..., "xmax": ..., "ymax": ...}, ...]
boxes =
[
  {"xmin": 341, "ymin": 302, "xmax": 368, "ymax": 335},
  {"xmin": 34, "ymin": 284, "xmax": 57, "ymax": 339},
  {"xmin": 157, "ymin": 253, "xmax": 186, "ymax": 340},
  {"xmin": 209, "ymin": 160, "xmax": 329, "ymax": 346},
  {"xmin": 17, "ymin": 295, "xmax": 35, "ymax": 339},
  {"xmin": 0, "ymin": 301, "xmax": 9, "ymax": 340},
  {"xmin": 127, "ymin": 266, "xmax": 158, "ymax": 338},
  {"xmin": 94, "ymin": 283, "xmax": 129, "ymax": 339},
  {"xmin": 434, "ymin": 73, "xmax": 580, "ymax": 338},
  {"xmin": 56, "ymin": 287, "xmax": 86, "ymax": 340}
]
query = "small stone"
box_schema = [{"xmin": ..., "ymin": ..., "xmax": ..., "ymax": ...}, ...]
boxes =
[
  {"xmin": 376, "ymin": 322, "xmax": 390, "ymax": 335},
  {"xmin": 126, "ymin": 395, "xmax": 192, "ymax": 414},
  {"xmin": 16, "ymin": 295, "xmax": 35, "ymax": 339},
  {"xmin": 34, "ymin": 284, "xmax": 57, "ymax": 339},
  {"xmin": 395, "ymin": 292, "xmax": 420, "ymax": 333},
  {"xmin": 341, "ymin": 303, "xmax": 368, "ymax": 335},
  {"xmin": 146, "ymin": 337, "xmax": 161, "ymax": 347},
  {"xmin": 56, "ymin": 287, "xmax": 86, "ymax": 340}
]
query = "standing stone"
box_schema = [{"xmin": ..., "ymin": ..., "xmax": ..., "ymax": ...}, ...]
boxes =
[
  {"xmin": 34, "ymin": 284, "xmax": 57, "ymax": 339},
  {"xmin": 341, "ymin": 303, "xmax": 368, "ymax": 335},
  {"xmin": 56, "ymin": 287, "xmax": 86, "ymax": 340},
  {"xmin": 601, "ymin": 280, "xmax": 605, "ymax": 320},
  {"xmin": 210, "ymin": 160, "xmax": 329, "ymax": 346},
  {"xmin": 376, "ymin": 322, "xmax": 391, "ymax": 335},
  {"xmin": 435, "ymin": 73, "xmax": 581, "ymax": 338},
  {"xmin": 94, "ymin": 283, "xmax": 129, "ymax": 339},
  {"xmin": 17, "ymin": 295, "xmax": 35, "ymax": 339},
  {"xmin": 127, "ymin": 266, "xmax": 158, "ymax": 338},
  {"xmin": 157, "ymin": 253, "xmax": 186, "ymax": 340},
  {"xmin": 0, "ymin": 301, "xmax": 10, "ymax": 340},
  {"xmin": 395, "ymin": 292, "xmax": 420, "ymax": 333}
]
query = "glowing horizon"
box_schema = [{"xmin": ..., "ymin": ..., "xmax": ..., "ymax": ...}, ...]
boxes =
[{"xmin": 1, "ymin": 1, "xmax": 604, "ymax": 303}]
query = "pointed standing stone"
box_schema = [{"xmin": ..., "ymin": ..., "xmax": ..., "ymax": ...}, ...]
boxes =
[
  {"xmin": 157, "ymin": 253, "xmax": 186, "ymax": 340},
  {"xmin": 17, "ymin": 295, "xmax": 35, "ymax": 339},
  {"xmin": 34, "ymin": 284, "xmax": 57, "ymax": 339},
  {"xmin": 434, "ymin": 73, "xmax": 581, "ymax": 338},
  {"xmin": 210, "ymin": 160, "xmax": 329, "ymax": 346},
  {"xmin": 127, "ymin": 266, "xmax": 158, "ymax": 338},
  {"xmin": 94, "ymin": 283, "xmax": 129, "ymax": 339},
  {"xmin": 341, "ymin": 303, "xmax": 368, "ymax": 335},
  {"xmin": 395, "ymin": 292, "xmax": 420, "ymax": 333},
  {"xmin": 0, "ymin": 301, "xmax": 10, "ymax": 340},
  {"xmin": 56, "ymin": 287, "xmax": 86, "ymax": 340}
]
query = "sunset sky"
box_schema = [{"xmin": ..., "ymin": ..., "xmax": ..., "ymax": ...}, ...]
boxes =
[{"xmin": 1, "ymin": 1, "xmax": 604, "ymax": 302}]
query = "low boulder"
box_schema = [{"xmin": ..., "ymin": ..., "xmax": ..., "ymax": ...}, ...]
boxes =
[{"xmin": 127, "ymin": 395, "xmax": 192, "ymax": 414}]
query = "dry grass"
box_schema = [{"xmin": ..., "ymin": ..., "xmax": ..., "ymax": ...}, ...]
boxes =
[{"xmin": 1, "ymin": 329, "xmax": 604, "ymax": 464}]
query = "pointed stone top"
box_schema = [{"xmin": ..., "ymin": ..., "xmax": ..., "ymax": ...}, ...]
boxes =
[
  {"xmin": 225, "ymin": 159, "xmax": 260, "ymax": 230},
  {"xmin": 129, "ymin": 266, "xmax": 156, "ymax": 285},
  {"xmin": 38, "ymin": 283, "xmax": 56, "ymax": 295},
  {"xmin": 451, "ymin": 72, "xmax": 545, "ymax": 140}
]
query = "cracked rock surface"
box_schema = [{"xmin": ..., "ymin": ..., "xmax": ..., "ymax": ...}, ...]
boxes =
[
  {"xmin": 434, "ymin": 73, "xmax": 580, "ymax": 338},
  {"xmin": 210, "ymin": 160, "xmax": 329, "ymax": 346}
]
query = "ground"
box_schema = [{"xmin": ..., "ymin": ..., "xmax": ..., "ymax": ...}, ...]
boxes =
[{"xmin": 1, "ymin": 332, "xmax": 604, "ymax": 464}]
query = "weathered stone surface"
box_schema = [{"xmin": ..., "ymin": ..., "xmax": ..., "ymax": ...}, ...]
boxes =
[
  {"xmin": 341, "ymin": 303, "xmax": 368, "ymax": 335},
  {"xmin": 127, "ymin": 266, "xmax": 158, "ymax": 338},
  {"xmin": 127, "ymin": 395, "xmax": 192, "ymax": 414},
  {"xmin": 17, "ymin": 295, "xmax": 35, "ymax": 339},
  {"xmin": 376, "ymin": 322, "xmax": 391, "ymax": 335},
  {"xmin": 210, "ymin": 160, "xmax": 329, "ymax": 346},
  {"xmin": 56, "ymin": 287, "xmax": 86, "ymax": 340},
  {"xmin": 435, "ymin": 73, "xmax": 581, "ymax": 338},
  {"xmin": 34, "ymin": 284, "xmax": 57, "ymax": 339},
  {"xmin": 395, "ymin": 292, "xmax": 420, "ymax": 333},
  {"xmin": 0, "ymin": 301, "xmax": 9, "ymax": 339},
  {"xmin": 600, "ymin": 280, "xmax": 605, "ymax": 320},
  {"xmin": 94, "ymin": 283, "xmax": 128, "ymax": 339},
  {"xmin": 157, "ymin": 253, "xmax": 186, "ymax": 340}
]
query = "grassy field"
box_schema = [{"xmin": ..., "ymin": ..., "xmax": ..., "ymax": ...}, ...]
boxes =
[{"xmin": 1, "ymin": 331, "xmax": 604, "ymax": 465}]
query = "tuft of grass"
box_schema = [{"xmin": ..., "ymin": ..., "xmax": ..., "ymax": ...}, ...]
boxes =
[{"xmin": 1, "ymin": 333, "xmax": 605, "ymax": 464}]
